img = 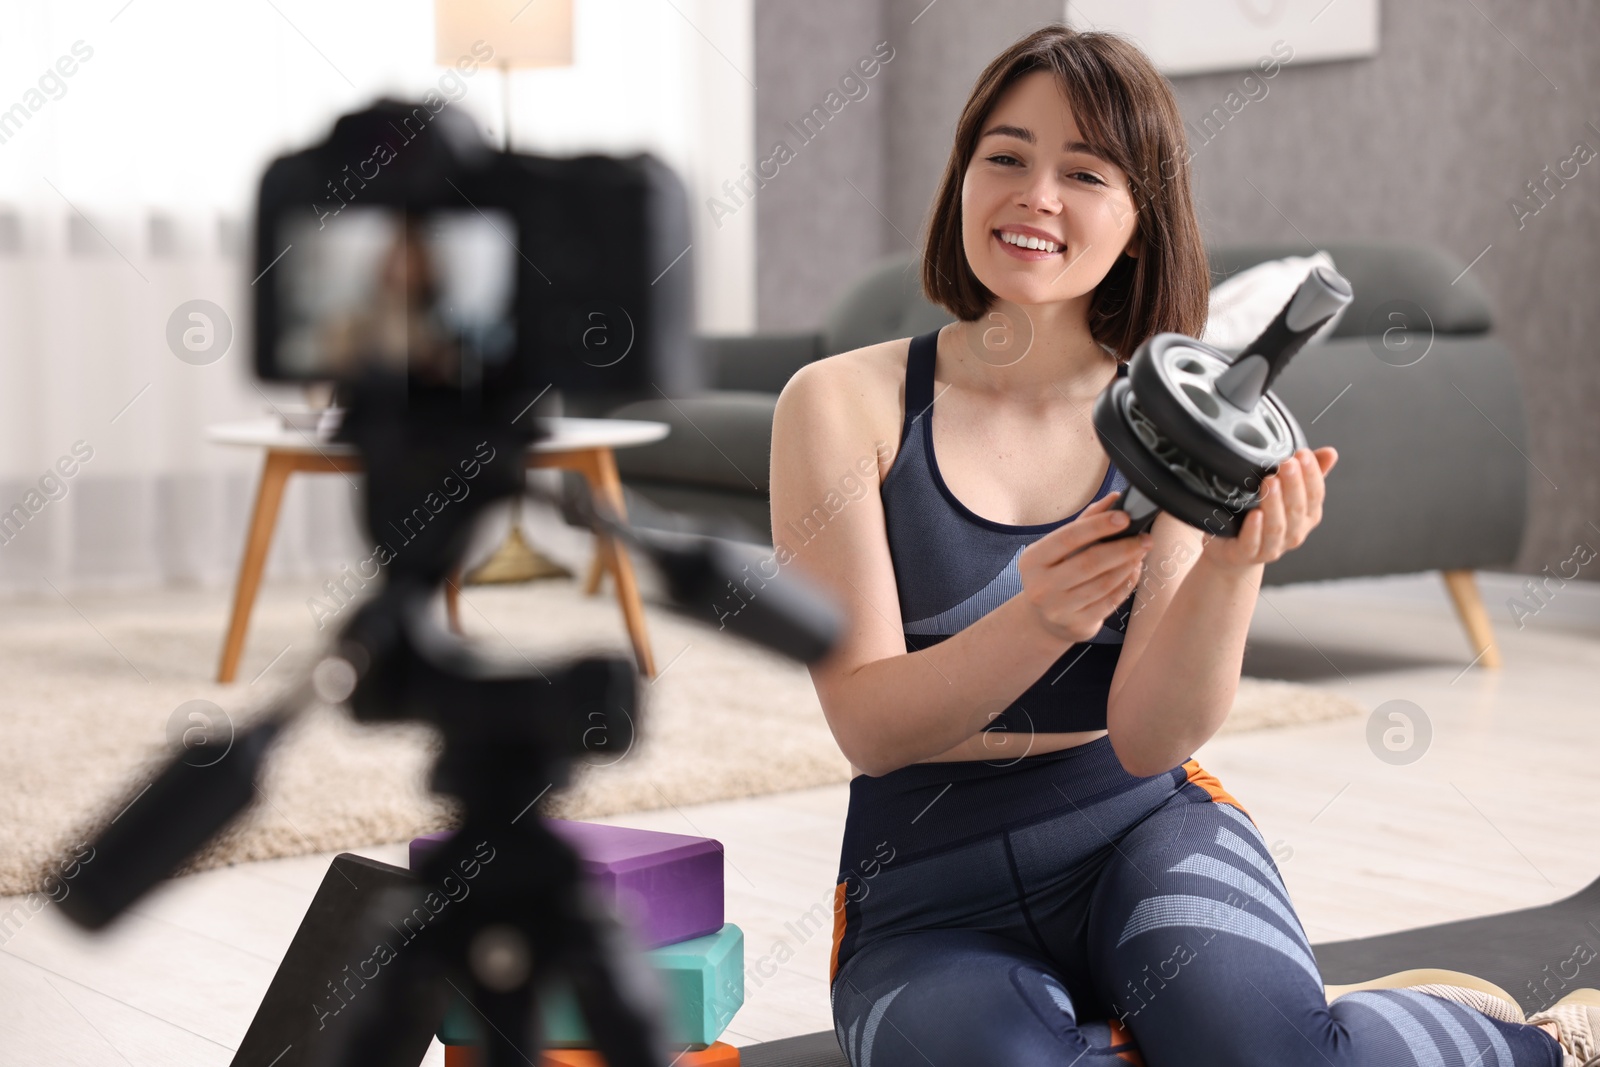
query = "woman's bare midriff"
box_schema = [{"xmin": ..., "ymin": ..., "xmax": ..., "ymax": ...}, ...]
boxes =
[{"xmin": 839, "ymin": 331, "xmax": 1124, "ymax": 781}]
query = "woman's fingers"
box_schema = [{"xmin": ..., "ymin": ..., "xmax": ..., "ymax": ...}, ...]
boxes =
[
  {"xmin": 1057, "ymin": 541, "xmax": 1143, "ymax": 600},
  {"xmin": 1253, "ymin": 468, "xmax": 1282, "ymax": 557},
  {"xmin": 1034, "ymin": 492, "xmax": 1133, "ymax": 566},
  {"xmin": 1306, "ymin": 448, "xmax": 1332, "ymax": 524},
  {"xmin": 1076, "ymin": 559, "xmax": 1143, "ymax": 626},
  {"xmin": 1240, "ymin": 501, "xmax": 1263, "ymax": 559},
  {"xmin": 1200, "ymin": 448, "xmax": 1337, "ymax": 569},
  {"xmin": 1067, "ymin": 543, "xmax": 1147, "ymax": 616},
  {"xmin": 1277, "ymin": 453, "xmax": 1309, "ymax": 546}
]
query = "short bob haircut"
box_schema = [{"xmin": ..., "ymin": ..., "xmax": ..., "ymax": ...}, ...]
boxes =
[{"xmin": 923, "ymin": 25, "xmax": 1209, "ymax": 360}]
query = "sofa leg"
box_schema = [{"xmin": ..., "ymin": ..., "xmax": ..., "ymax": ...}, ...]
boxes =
[{"xmin": 1441, "ymin": 569, "xmax": 1502, "ymax": 669}]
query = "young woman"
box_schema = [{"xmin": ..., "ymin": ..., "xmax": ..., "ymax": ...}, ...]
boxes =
[{"xmin": 768, "ymin": 24, "xmax": 1593, "ymax": 1067}]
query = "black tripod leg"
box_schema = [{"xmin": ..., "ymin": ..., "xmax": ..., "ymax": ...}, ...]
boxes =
[
  {"xmin": 472, "ymin": 982, "xmax": 541, "ymax": 1067},
  {"xmin": 563, "ymin": 885, "xmax": 672, "ymax": 1067}
]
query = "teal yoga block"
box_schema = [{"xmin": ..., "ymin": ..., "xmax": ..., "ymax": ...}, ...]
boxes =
[{"xmin": 438, "ymin": 922, "xmax": 744, "ymax": 1048}]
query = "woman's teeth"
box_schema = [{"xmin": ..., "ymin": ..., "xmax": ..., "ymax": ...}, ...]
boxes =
[{"xmin": 998, "ymin": 230, "xmax": 1061, "ymax": 253}]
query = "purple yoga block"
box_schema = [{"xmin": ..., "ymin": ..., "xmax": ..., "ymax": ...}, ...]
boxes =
[{"xmin": 409, "ymin": 821, "xmax": 724, "ymax": 949}]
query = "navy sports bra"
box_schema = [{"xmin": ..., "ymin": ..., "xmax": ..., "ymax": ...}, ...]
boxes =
[{"xmin": 878, "ymin": 329, "xmax": 1135, "ymax": 736}]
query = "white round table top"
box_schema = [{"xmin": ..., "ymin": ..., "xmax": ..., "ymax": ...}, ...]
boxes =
[{"xmin": 206, "ymin": 415, "xmax": 671, "ymax": 455}]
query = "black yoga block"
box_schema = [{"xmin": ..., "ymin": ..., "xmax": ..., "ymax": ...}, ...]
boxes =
[{"xmin": 229, "ymin": 853, "xmax": 441, "ymax": 1067}]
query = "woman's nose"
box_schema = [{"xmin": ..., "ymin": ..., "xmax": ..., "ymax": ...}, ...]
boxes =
[{"xmin": 1016, "ymin": 174, "xmax": 1063, "ymax": 214}]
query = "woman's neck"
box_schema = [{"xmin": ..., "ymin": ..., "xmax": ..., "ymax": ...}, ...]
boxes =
[{"xmin": 945, "ymin": 298, "xmax": 1118, "ymax": 404}]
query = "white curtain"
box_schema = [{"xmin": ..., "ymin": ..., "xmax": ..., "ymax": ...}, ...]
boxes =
[{"xmin": 0, "ymin": 0, "xmax": 753, "ymax": 595}]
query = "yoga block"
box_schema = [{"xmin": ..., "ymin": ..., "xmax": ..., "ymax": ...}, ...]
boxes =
[
  {"xmin": 411, "ymin": 821, "xmax": 724, "ymax": 949},
  {"xmin": 229, "ymin": 854, "xmax": 443, "ymax": 1067},
  {"xmin": 443, "ymin": 1040, "xmax": 740, "ymax": 1067},
  {"xmin": 438, "ymin": 922, "xmax": 744, "ymax": 1048}
]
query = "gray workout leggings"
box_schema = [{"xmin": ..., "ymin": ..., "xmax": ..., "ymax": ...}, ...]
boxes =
[{"xmin": 828, "ymin": 738, "xmax": 1561, "ymax": 1066}]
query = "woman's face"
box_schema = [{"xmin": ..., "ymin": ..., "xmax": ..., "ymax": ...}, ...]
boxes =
[{"xmin": 960, "ymin": 70, "xmax": 1141, "ymax": 312}]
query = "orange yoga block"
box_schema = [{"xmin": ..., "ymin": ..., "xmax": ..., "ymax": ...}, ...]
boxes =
[{"xmin": 445, "ymin": 1041, "xmax": 739, "ymax": 1067}]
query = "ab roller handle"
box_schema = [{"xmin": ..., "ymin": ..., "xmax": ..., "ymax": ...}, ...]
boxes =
[
  {"xmin": 1214, "ymin": 265, "xmax": 1353, "ymax": 410},
  {"xmin": 1095, "ymin": 265, "xmax": 1354, "ymax": 542},
  {"xmin": 1105, "ymin": 485, "xmax": 1161, "ymax": 539}
]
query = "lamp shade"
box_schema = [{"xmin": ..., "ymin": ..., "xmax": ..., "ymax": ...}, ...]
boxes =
[{"xmin": 435, "ymin": 0, "xmax": 574, "ymax": 68}]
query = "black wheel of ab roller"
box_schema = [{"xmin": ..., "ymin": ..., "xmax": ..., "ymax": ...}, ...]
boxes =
[
  {"xmin": 1093, "ymin": 378, "xmax": 1256, "ymax": 538},
  {"xmin": 1128, "ymin": 333, "xmax": 1306, "ymax": 491}
]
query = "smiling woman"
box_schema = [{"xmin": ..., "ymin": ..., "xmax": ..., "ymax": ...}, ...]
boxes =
[
  {"xmin": 922, "ymin": 31, "xmax": 1209, "ymax": 360},
  {"xmin": 793, "ymin": 23, "xmax": 1575, "ymax": 1067}
]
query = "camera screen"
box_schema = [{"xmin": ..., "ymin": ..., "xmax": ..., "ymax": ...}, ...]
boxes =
[{"xmin": 275, "ymin": 207, "xmax": 517, "ymax": 385}]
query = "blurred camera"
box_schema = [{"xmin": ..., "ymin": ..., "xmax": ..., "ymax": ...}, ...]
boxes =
[{"xmin": 252, "ymin": 97, "xmax": 704, "ymax": 411}]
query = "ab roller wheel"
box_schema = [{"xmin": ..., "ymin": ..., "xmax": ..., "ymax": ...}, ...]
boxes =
[
  {"xmin": 1128, "ymin": 335, "xmax": 1308, "ymax": 489},
  {"xmin": 1094, "ymin": 265, "xmax": 1354, "ymax": 540}
]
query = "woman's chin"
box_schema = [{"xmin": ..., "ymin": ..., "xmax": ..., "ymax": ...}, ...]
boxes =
[{"xmin": 975, "ymin": 281, "xmax": 1063, "ymax": 310}]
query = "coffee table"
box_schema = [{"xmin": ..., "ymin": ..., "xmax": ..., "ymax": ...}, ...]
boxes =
[{"xmin": 206, "ymin": 416, "xmax": 671, "ymax": 683}]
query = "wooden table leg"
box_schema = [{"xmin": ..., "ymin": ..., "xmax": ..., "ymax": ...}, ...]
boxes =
[
  {"xmin": 1441, "ymin": 568, "xmax": 1502, "ymax": 669},
  {"xmin": 218, "ymin": 451, "xmax": 296, "ymax": 683},
  {"xmin": 583, "ymin": 551, "xmax": 607, "ymax": 596},
  {"xmin": 579, "ymin": 447, "xmax": 656, "ymax": 678}
]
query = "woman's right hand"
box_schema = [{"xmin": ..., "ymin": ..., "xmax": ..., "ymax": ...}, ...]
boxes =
[{"xmin": 1017, "ymin": 492, "xmax": 1153, "ymax": 645}]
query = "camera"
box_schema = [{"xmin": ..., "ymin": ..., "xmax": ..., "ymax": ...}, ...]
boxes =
[{"xmin": 253, "ymin": 97, "xmax": 703, "ymax": 408}]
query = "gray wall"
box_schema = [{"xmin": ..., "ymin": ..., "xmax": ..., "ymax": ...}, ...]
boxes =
[
  {"xmin": 752, "ymin": 0, "xmax": 1063, "ymax": 333},
  {"xmin": 751, "ymin": 1, "xmax": 892, "ymax": 333},
  {"xmin": 754, "ymin": 0, "xmax": 1600, "ymax": 578}
]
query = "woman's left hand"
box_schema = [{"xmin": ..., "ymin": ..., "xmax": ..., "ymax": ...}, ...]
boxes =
[{"xmin": 1201, "ymin": 446, "xmax": 1338, "ymax": 572}]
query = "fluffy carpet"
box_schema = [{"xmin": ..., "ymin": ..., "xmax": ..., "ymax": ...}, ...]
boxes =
[{"xmin": 0, "ymin": 566, "xmax": 1366, "ymax": 897}]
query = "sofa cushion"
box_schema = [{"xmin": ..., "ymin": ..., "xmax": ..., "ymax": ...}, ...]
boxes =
[
  {"xmin": 705, "ymin": 331, "xmax": 823, "ymax": 392},
  {"xmin": 607, "ymin": 391, "xmax": 777, "ymax": 494},
  {"xmin": 1208, "ymin": 240, "xmax": 1494, "ymax": 338}
]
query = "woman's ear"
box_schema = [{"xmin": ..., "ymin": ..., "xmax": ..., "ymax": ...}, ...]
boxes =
[
  {"xmin": 1117, "ymin": 209, "xmax": 1142, "ymax": 260},
  {"xmin": 1123, "ymin": 227, "xmax": 1142, "ymax": 261}
]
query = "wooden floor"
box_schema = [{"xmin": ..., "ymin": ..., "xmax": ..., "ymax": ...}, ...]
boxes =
[{"xmin": 2, "ymin": 571, "xmax": 1597, "ymax": 1062}]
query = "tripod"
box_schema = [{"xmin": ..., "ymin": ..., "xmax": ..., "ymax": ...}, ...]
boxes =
[{"xmin": 59, "ymin": 377, "xmax": 842, "ymax": 1067}]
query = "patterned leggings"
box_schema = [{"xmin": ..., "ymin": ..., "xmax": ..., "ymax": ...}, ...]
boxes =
[{"xmin": 828, "ymin": 737, "xmax": 1561, "ymax": 1067}]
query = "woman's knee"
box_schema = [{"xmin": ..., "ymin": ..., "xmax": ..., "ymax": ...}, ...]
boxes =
[
  {"xmin": 832, "ymin": 927, "xmax": 1081, "ymax": 1062},
  {"xmin": 831, "ymin": 929, "xmax": 1105, "ymax": 1067}
]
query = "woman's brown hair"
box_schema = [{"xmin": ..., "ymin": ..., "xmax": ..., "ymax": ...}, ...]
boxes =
[{"xmin": 923, "ymin": 25, "xmax": 1209, "ymax": 359}]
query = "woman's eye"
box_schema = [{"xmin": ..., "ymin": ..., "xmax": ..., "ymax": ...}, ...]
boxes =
[
  {"xmin": 988, "ymin": 153, "xmax": 1021, "ymax": 166},
  {"xmin": 1070, "ymin": 171, "xmax": 1107, "ymax": 186}
]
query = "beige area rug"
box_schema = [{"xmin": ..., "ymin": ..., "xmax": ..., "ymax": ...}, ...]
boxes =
[{"xmin": 0, "ymin": 571, "xmax": 1366, "ymax": 896}]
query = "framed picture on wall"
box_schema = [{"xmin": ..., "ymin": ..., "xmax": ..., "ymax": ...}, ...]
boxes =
[{"xmin": 1065, "ymin": 0, "xmax": 1380, "ymax": 75}]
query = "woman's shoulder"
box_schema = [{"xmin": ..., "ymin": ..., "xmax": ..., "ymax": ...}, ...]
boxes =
[
  {"xmin": 775, "ymin": 336, "xmax": 917, "ymax": 476},
  {"xmin": 797, "ymin": 334, "xmax": 912, "ymax": 383},
  {"xmin": 781, "ymin": 336, "xmax": 913, "ymax": 420}
]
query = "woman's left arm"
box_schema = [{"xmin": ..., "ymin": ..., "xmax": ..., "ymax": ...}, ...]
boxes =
[{"xmin": 1105, "ymin": 446, "xmax": 1339, "ymax": 777}]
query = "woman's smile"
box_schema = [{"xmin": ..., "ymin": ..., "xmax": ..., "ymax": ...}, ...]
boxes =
[{"xmin": 993, "ymin": 225, "xmax": 1066, "ymax": 260}]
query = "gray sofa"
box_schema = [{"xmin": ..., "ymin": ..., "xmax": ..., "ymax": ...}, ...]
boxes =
[{"xmin": 595, "ymin": 241, "xmax": 1528, "ymax": 666}]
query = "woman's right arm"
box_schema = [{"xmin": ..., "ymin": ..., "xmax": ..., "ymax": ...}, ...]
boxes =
[{"xmin": 769, "ymin": 353, "xmax": 1147, "ymax": 778}]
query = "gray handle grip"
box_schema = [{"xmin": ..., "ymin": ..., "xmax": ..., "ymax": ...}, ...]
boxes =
[{"xmin": 1214, "ymin": 266, "xmax": 1353, "ymax": 411}]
